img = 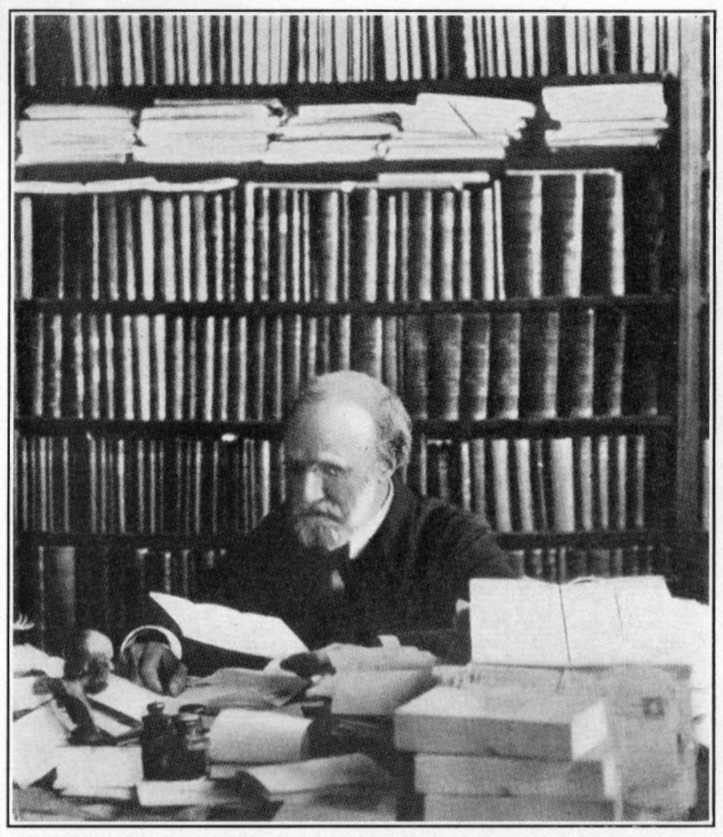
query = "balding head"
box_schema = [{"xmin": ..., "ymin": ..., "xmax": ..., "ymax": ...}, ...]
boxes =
[{"xmin": 285, "ymin": 371, "xmax": 412, "ymax": 473}]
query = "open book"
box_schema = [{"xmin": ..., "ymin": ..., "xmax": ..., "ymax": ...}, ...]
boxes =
[
  {"xmin": 149, "ymin": 591, "xmax": 308, "ymax": 661},
  {"xmin": 468, "ymin": 575, "xmax": 694, "ymax": 667}
]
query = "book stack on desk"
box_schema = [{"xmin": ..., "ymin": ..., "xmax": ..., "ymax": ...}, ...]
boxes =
[
  {"xmin": 542, "ymin": 82, "xmax": 668, "ymax": 148},
  {"xmin": 394, "ymin": 684, "xmax": 623, "ymax": 822}
]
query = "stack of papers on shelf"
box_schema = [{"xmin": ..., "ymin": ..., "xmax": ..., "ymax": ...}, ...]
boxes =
[
  {"xmin": 134, "ymin": 99, "xmax": 283, "ymax": 163},
  {"xmin": 265, "ymin": 93, "xmax": 536, "ymax": 164},
  {"xmin": 543, "ymin": 82, "xmax": 668, "ymax": 148},
  {"xmin": 17, "ymin": 104, "xmax": 135, "ymax": 164},
  {"xmin": 385, "ymin": 93, "xmax": 536, "ymax": 161}
]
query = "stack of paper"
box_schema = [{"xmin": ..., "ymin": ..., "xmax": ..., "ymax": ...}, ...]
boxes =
[
  {"xmin": 135, "ymin": 99, "xmax": 283, "ymax": 163},
  {"xmin": 385, "ymin": 93, "xmax": 536, "ymax": 161},
  {"xmin": 17, "ymin": 105, "xmax": 135, "ymax": 164},
  {"xmin": 264, "ymin": 93, "xmax": 536, "ymax": 164},
  {"xmin": 543, "ymin": 82, "xmax": 668, "ymax": 148},
  {"xmin": 265, "ymin": 103, "xmax": 397, "ymax": 164}
]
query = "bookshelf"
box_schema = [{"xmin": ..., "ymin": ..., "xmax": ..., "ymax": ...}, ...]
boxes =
[{"xmin": 12, "ymin": 12, "xmax": 711, "ymax": 652}]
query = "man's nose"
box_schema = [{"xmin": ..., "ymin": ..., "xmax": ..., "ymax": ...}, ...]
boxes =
[{"xmin": 300, "ymin": 468, "xmax": 325, "ymax": 504}]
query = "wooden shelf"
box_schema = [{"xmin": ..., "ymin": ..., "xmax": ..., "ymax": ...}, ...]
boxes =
[
  {"xmin": 14, "ymin": 73, "xmax": 669, "ymax": 110},
  {"xmin": 15, "ymin": 527, "xmax": 670, "ymax": 550},
  {"xmin": 14, "ymin": 294, "xmax": 676, "ymax": 316},
  {"xmin": 15, "ymin": 415, "xmax": 675, "ymax": 439}
]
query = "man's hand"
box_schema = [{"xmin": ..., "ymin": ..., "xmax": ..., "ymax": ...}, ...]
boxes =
[
  {"xmin": 279, "ymin": 649, "xmax": 333, "ymax": 678},
  {"xmin": 119, "ymin": 641, "xmax": 188, "ymax": 696}
]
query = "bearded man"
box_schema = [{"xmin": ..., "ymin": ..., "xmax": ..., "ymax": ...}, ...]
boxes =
[{"xmin": 121, "ymin": 371, "xmax": 515, "ymax": 693}]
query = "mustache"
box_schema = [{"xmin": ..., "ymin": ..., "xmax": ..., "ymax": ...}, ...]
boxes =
[{"xmin": 293, "ymin": 505, "xmax": 344, "ymax": 523}]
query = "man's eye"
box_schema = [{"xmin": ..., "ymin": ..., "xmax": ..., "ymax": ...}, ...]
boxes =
[{"xmin": 321, "ymin": 464, "xmax": 343, "ymax": 478}]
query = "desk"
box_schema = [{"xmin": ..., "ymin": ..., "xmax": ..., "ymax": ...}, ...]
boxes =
[{"xmin": 13, "ymin": 748, "xmax": 709, "ymax": 823}]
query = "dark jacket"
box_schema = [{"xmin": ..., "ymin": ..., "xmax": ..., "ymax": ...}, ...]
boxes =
[{"xmin": 200, "ymin": 483, "xmax": 515, "ymax": 655}]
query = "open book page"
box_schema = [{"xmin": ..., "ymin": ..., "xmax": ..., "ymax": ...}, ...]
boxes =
[
  {"xmin": 469, "ymin": 578, "xmax": 569, "ymax": 666},
  {"xmin": 149, "ymin": 591, "xmax": 308, "ymax": 659},
  {"xmin": 208, "ymin": 708, "xmax": 312, "ymax": 764}
]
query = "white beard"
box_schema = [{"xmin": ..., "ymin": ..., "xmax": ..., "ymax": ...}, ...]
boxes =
[{"xmin": 293, "ymin": 515, "xmax": 349, "ymax": 551}]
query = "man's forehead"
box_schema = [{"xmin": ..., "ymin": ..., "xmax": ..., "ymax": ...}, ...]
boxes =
[{"xmin": 284, "ymin": 398, "xmax": 378, "ymax": 448}]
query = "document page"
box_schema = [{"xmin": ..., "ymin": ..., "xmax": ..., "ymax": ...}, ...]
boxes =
[{"xmin": 150, "ymin": 591, "xmax": 308, "ymax": 659}]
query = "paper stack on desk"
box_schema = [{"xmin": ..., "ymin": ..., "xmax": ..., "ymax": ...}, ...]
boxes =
[{"xmin": 394, "ymin": 681, "xmax": 622, "ymax": 822}]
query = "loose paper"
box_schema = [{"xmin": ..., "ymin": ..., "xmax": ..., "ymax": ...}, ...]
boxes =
[
  {"xmin": 150, "ymin": 591, "xmax": 308, "ymax": 659},
  {"xmin": 208, "ymin": 708, "xmax": 312, "ymax": 764}
]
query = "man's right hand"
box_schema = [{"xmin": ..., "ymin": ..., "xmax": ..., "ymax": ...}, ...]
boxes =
[{"xmin": 119, "ymin": 641, "xmax": 188, "ymax": 696}]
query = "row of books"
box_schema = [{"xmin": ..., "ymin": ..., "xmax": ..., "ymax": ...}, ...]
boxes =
[
  {"xmin": 16, "ymin": 308, "xmax": 662, "ymax": 423},
  {"xmin": 15, "ymin": 432, "xmax": 656, "ymax": 537},
  {"xmin": 15, "ymin": 13, "xmax": 684, "ymax": 90},
  {"xmin": 18, "ymin": 543, "xmax": 229, "ymax": 648},
  {"xmin": 16, "ymin": 82, "xmax": 667, "ymax": 164},
  {"xmin": 15, "ymin": 166, "xmax": 667, "ymax": 302},
  {"xmin": 462, "ymin": 14, "xmax": 680, "ymax": 80}
]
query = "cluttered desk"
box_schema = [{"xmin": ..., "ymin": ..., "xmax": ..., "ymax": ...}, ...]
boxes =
[{"xmin": 11, "ymin": 576, "xmax": 711, "ymax": 824}]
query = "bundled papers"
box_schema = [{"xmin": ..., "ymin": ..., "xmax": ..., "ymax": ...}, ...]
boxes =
[
  {"xmin": 543, "ymin": 82, "xmax": 668, "ymax": 148},
  {"xmin": 17, "ymin": 104, "xmax": 135, "ymax": 164},
  {"xmin": 135, "ymin": 99, "xmax": 283, "ymax": 163}
]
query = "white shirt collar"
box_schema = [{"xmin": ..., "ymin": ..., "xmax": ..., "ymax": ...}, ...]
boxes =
[{"xmin": 348, "ymin": 482, "xmax": 394, "ymax": 560}]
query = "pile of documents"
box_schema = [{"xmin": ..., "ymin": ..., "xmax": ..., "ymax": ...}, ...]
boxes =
[
  {"xmin": 17, "ymin": 104, "xmax": 136, "ymax": 165},
  {"xmin": 543, "ymin": 82, "xmax": 668, "ymax": 148},
  {"xmin": 135, "ymin": 99, "xmax": 283, "ymax": 163},
  {"xmin": 265, "ymin": 93, "xmax": 536, "ymax": 164},
  {"xmin": 394, "ymin": 675, "xmax": 624, "ymax": 822}
]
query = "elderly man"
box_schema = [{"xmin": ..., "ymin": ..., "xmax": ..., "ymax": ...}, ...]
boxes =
[{"xmin": 123, "ymin": 371, "xmax": 515, "ymax": 693}]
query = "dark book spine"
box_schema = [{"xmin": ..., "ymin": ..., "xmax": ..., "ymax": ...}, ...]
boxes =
[
  {"xmin": 594, "ymin": 309, "xmax": 627, "ymax": 416},
  {"xmin": 429, "ymin": 313, "xmax": 463, "ymax": 420},
  {"xmin": 558, "ymin": 308, "xmax": 595, "ymax": 418},
  {"xmin": 42, "ymin": 545, "xmax": 76, "ymax": 654},
  {"xmin": 461, "ymin": 313, "xmax": 491, "ymax": 420},
  {"xmin": 488, "ymin": 312, "xmax": 521, "ymax": 419},
  {"xmin": 503, "ymin": 172, "xmax": 542, "ymax": 298},
  {"xmin": 403, "ymin": 315, "xmax": 429, "ymax": 419},
  {"xmin": 542, "ymin": 172, "xmax": 583, "ymax": 296},
  {"xmin": 519, "ymin": 310, "xmax": 559, "ymax": 419}
]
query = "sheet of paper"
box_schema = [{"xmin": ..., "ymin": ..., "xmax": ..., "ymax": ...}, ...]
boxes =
[
  {"xmin": 136, "ymin": 777, "xmax": 241, "ymax": 807},
  {"xmin": 150, "ymin": 591, "xmax": 308, "ymax": 659},
  {"xmin": 53, "ymin": 746, "xmax": 143, "ymax": 791},
  {"xmin": 87, "ymin": 672, "xmax": 183, "ymax": 723},
  {"xmin": 243, "ymin": 753, "xmax": 389, "ymax": 796},
  {"xmin": 562, "ymin": 581, "xmax": 626, "ymax": 665},
  {"xmin": 13, "ymin": 703, "xmax": 69, "ymax": 788},
  {"xmin": 13, "ymin": 676, "xmax": 52, "ymax": 714},
  {"xmin": 208, "ymin": 708, "xmax": 312, "ymax": 764},
  {"xmin": 324, "ymin": 668, "xmax": 436, "ymax": 716},
  {"xmin": 12, "ymin": 643, "xmax": 64, "ymax": 677},
  {"xmin": 469, "ymin": 578, "xmax": 569, "ymax": 666}
]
